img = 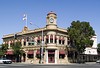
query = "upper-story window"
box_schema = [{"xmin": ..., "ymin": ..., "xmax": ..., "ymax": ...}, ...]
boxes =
[
  {"xmin": 23, "ymin": 39, "xmax": 26, "ymax": 46},
  {"xmin": 31, "ymin": 39, "xmax": 35, "ymax": 45},
  {"xmin": 62, "ymin": 37, "xmax": 65, "ymax": 45},
  {"xmin": 28, "ymin": 37, "xmax": 34, "ymax": 46},
  {"xmin": 46, "ymin": 35, "xmax": 49, "ymax": 44},
  {"xmin": 37, "ymin": 36, "xmax": 41, "ymax": 45},
  {"xmin": 50, "ymin": 35, "xmax": 53, "ymax": 43},
  {"xmin": 62, "ymin": 40, "xmax": 65, "ymax": 44},
  {"xmin": 28, "ymin": 42, "xmax": 31, "ymax": 45},
  {"xmin": 59, "ymin": 37, "xmax": 62, "ymax": 44},
  {"xmin": 59, "ymin": 36, "xmax": 65, "ymax": 45},
  {"xmin": 55, "ymin": 35, "xmax": 57, "ymax": 43},
  {"xmin": 10, "ymin": 41, "xmax": 14, "ymax": 46}
]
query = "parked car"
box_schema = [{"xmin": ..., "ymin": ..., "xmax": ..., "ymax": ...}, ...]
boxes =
[
  {"xmin": 96, "ymin": 60, "xmax": 100, "ymax": 63},
  {"xmin": 0, "ymin": 58, "xmax": 12, "ymax": 64}
]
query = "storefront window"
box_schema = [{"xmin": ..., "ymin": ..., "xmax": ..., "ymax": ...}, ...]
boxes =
[
  {"xmin": 36, "ymin": 54, "xmax": 40, "ymax": 59},
  {"xmin": 27, "ymin": 54, "xmax": 34, "ymax": 58},
  {"xmin": 59, "ymin": 54, "xmax": 65, "ymax": 59}
]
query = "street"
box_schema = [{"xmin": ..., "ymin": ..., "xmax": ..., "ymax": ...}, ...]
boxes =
[{"xmin": 0, "ymin": 63, "xmax": 100, "ymax": 68}]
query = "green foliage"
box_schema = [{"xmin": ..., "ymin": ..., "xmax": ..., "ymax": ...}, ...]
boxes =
[
  {"xmin": 0, "ymin": 44, "xmax": 8, "ymax": 56},
  {"xmin": 11, "ymin": 42, "xmax": 23, "ymax": 56},
  {"xmin": 67, "ymin": 20, "xmax": 95, "ymax": 53},
  {"xmin": 97, "ymin": 43, "xmax": 100, "ymax": 53}
]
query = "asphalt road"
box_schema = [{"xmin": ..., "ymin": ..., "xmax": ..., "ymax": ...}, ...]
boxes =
[{"xmin": 0, "ymin": 63, "xmax": 100, "ymax": 68}]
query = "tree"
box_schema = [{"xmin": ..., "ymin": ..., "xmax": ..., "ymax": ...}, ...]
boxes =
[
  {"xmin": 0, "ymin": 44, "xmax": 8, "ymax": 58},
  {"xmin": 97, "ymin": 43, "xmax": 100, "ymax": 53},
  {"xmin": 67, "ymin": 21, "xmax": 95, "ymax": 62},
  {"xmin": 11, "ymin": 42, "xmax": 23, "ymax": 62}
]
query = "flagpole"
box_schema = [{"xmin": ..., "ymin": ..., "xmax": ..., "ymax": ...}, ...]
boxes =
[{"xmin": 26, "ymin": 14, "xmax": 27, "ymax": 27}]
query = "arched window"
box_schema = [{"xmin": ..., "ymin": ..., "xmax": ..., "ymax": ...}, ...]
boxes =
[{"xmin": 50, "ymin": 34, "xmax": 53, "ymax": 43}]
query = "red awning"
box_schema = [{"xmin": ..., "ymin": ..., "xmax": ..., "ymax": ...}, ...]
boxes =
[
  {"xmin": 36, "ymin": 50, "xmax": 40, "ymax": 54},
  {"xmin": 59, "ymin": 50, "xmax": 65, "ymax": 54},
  {"xmin": 27, "ymin": 50, "xmax": 34, "ymax": 54},
  {"xmin": 6, "ymin": 51, "xmax": 13, "ymax": 55}
]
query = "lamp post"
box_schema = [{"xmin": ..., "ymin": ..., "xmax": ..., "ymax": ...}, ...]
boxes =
[
  {"xmin": 30, "ymin": 23, "xmax": 44, "ymax": 64},
  {"xmin": 40, "ymin": 29, "xmax": 44, "ymax": 64}
]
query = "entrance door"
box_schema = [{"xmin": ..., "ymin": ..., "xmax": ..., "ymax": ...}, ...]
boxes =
[{"xmin": 48, "ymin": 50, "xmax": 55, "ymax": 63}]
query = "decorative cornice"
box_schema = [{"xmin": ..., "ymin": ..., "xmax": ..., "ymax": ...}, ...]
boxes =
[{"xmin": 3, "ymin": 27, "xmax": 67, "ymax": 39}]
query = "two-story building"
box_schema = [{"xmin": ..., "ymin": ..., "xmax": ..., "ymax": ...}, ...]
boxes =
[{"xmin": 2, "ymin": 11, "xmax": 69, "ymax": 64}]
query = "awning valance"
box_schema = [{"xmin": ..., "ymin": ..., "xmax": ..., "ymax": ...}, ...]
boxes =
[
  {"xmin": 59, "ymin": 50, "xmax": 65, "ymax": 54},
  {"xmin": 6, "ymin": 51, "xmax": 13, "ymax": 55},
  {"xmin": 27, "ymin": 50, "xmax": 34, "ymax": 54}
]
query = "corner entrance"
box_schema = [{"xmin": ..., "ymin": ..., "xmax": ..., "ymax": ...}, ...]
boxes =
[{"xmin": 48, "ymin": 50, "xmax": 55, "ymax": 63}]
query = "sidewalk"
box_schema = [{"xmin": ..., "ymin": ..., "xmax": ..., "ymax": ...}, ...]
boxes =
[{"xmin": 13, "ymin": 62, "xmax": 96, "ymax": 65}]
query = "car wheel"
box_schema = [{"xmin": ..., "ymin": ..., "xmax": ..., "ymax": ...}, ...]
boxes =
[{"xmin": 3, "ymin": 61, "xmax": 6, "ymax": 64}]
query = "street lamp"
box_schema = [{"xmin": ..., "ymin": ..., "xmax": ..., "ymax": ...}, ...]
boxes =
[
  {"xmin": 30, "ymin": 23, "xmax": 44, "ymax": 64},
  {"xmin": 39, "ymin": 29, "xmax": 44, "ymax": 64}
]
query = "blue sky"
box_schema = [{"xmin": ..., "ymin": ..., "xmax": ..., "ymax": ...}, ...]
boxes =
[{"xmin": 0, "ymin": 0, "xmax": 100, "ymax": 44}]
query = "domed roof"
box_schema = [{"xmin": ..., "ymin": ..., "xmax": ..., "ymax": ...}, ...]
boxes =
[{"xmin": 47, "ymin": 11, "xmax": 57, "ymax": 16}]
